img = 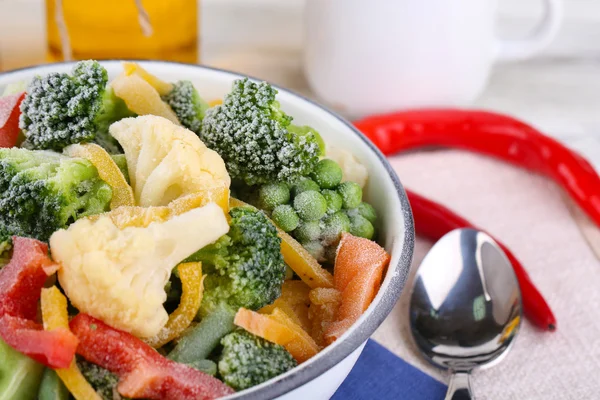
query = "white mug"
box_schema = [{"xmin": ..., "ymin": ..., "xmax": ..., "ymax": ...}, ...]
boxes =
[{"xmin": 303, "ymin": 0, "xmax": 563, "ymax": 117}]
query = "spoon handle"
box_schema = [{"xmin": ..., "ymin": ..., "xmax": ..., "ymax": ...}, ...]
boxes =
[{"xmin": 445, "ymin": 372, "xmax": 473, "ymax": 400}]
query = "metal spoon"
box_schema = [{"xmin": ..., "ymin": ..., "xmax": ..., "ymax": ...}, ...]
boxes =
[{"xmin": 408, "ymin": 228, "xmax": 522, "ymax": 400}]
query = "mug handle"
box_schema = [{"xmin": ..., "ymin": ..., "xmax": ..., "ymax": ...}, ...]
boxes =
[{"xmin": 496, "ymin": 0, "xmax": 563, "ymax": 61}]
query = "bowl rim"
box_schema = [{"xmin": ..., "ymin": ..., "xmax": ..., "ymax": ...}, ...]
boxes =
[{"xmin": 0, "ymin": 60, "xmax": 415, "ymax": 399}]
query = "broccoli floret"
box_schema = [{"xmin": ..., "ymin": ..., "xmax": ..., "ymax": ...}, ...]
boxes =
[
  {"xmin": 19, "ymin": 60, "xmax": 133, "ymax": 153},
  {"xmin": 200, "ymin": 78, "xmax": 322, "ymax": 186},
  {"xmin": 77, "ymin": 358, "xmax": 128, "ymax": 400},
  {"xmin": 0, "ymin": 148, "xmax": 112, "ymax": 242},
  {"xmin": 191, "ymin": 206, "xmax": 285, "ymax": 316},
  {"xmin": 0, "ymin": 226, "xmax": 12, "ymax": 267},
  {"xmin": 161, "ymin": 80, "xmax": 209, "ymax": 135},
  {"xmin": 218, "ymin": 330, "xmax": 297, "ymax": 391},
  {"xmin": 169, "ymin": 206, "xmax": 285, "ymax": 364}
]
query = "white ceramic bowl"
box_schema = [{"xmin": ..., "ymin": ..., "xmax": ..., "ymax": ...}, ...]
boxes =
[{"xmin": 0, "ymin": 61, "xmax": 415, "ymax": 400}]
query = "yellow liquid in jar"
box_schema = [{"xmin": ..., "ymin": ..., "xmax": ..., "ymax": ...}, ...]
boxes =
[{"xmin": 46, "ymin": 0, "xmax": 198, "ymax": 63}]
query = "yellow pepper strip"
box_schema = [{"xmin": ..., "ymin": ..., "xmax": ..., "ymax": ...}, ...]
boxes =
[
  {"xmin": 41, "ymin": 287, "xmax": 102, "ymax": 400},
  {"xmin": 235, "ymin": 307, "xmax": 320, "ymax": 363},
  {"xmin": 145, "ymin": 262, "xmax": 204, "ymax": 348},
  {"xmin": 208, "ymin": 99, "xmax": 223, "ymax": 107},
  {"xmin": 111, "ymin": 74, "xmax": 180, "ymax": 124},
  {"xmin": 230, "ymin": 198, "xmax": 334, "ymax": 289},
  {"xmin": 122, "ymin": 62, "xmax": 174, "ymax": 96},
  {"xmin": 87, "ymin": 205, "xmax": 172, "ymax": 228},
  {"xmin": 87, "ymin": 187, "xmax": 229, "ymax": 228},
  {"xmin": 169, "ymin": 186, "xmax": 230, "ymax": 216},
  {"xmin": 260, "ymin": 280, "xmax": 311, "ymax": 332},
  {"xmin": 64, "ymin": 143, "xmax": 135, "ymax": 209}
]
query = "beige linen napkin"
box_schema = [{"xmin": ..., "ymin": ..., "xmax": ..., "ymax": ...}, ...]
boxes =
[{"xmin": 373, "ymin": 150, "xmax": 600, "ymax": 400}]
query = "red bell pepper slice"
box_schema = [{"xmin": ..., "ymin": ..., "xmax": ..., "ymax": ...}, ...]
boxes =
[
  {"xmin": 0, "ymin": 236, "xmax": 78, "ymax": 369},
  {"xmin": 0, "ymin": 92, "xmax": 25, "ymax": 148},
  {"xmin": 70, "ymin": 314, "xmax": 235, "ymax": 400},
  {"xmin": 0, "ymin": 315, "xmax": 78, "ymax": 368},
  {"xmin": 0, "ymin": 236, "xmax": 55, "ymax": 320}
]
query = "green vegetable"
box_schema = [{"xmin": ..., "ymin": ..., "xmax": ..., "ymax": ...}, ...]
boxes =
[
  {"xmin": 322, "ymin": 211, "xmax": 351, "ymax": 245},
  {"xmin": 218, "ymin": 330, "xmax": 297, "ymax": 391},
  {"xmin": 38, "ymin": 368, "xmax": 69, "ymax": 400},
  {"xmin": 349, "ymin": 214, "xmax": 375, "ymax": 240},
  {"xmin": 171, "ymin": 206, "xmax": 286, "ymax": 363},
  {"xmin": 239, "ymin": 158, "xmax": 377, "ymax": 264},
  {"xmin": 19, "ymin": 60, "xmax": 133, "ymax": 153},
  {"xmin": 272, "ymin": 204, "xmax": 300, "ymax": 232},
  {"xmin": 77, "ymin": 358, "xmax": 127, "ymax": 400},
  {"xmin": 302, "ymin": 240, "xmax": 325, "ymax": 261},
  {"xmin": 161, "ymin": 80, "xmax": 209, "ymax": 135},
  {"xmin": 287, "ymin": 124, "xmax": 326, "ymax": 156},
  {"xmin": 168, "ymin": 303, "xmax": 236, "ymax": 363},
  {"xmin": 311, "ymin": 159, "xmax": 343, "ymax": 189},
  {"xmin": 0, "ymin": 148, "xmax": 112, "ymax": 242},
  {"xmin": 284, "ymin": 264, "xmax": 295, "ymax": 280},
  {"xmin": 356, "ymin": 201, "xmax": 377, "ymax": 223},
  {"xmin": 200, "ymin": 78, "xmax": 322, "ymax": 185},
  {"xmin": 338, "ymin": 181, "xmax": 363, "ymax": 209},
  {"xmin": 0, "ymin": 228, "xmax": 13, "ymax": 267},
  {"xmin": 185, "ymin": 359, "xmax": 218, "ymax": 376},
  {"xmin": 321, "ymin": 189, "xmax": 343, "ymax": 213},
  {"xmin": 293, "ymin": 190, "xmax": 327, "ymax": 221},
  {"xmin": 291, "ymin": 177, "xmax": 320, "ymax": 197},
  {"xmin": 0, "ymin": 337, "xmax": 45, "ymax": 400},
  {"xmin": 294, "ymin": 221, "xmax": 321, "ymax": 243},
  {"xmin": 190, "ymin": 206, "xmax": 285, "ymax": 316},
  {"xmin": 110, "ymin": 154, "xmax": 130, "ymax": 183},
  {"xmin": 258, "ymin": 182, "xmax": 290, "ymax": 211}
]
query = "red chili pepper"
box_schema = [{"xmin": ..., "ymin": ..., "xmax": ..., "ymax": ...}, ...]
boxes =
[
  {"xmin": 407, "ymin": 189, "xmax": 556, "ymax": 331},
  {"xmin": 0, "ymin": 236, "xmax": 78, "ymax": 368},
  {"xmin": 70, "ymin": 314, "xmax": 235, "ymax": 400},
  {"xmin": 355, "ymin": 109, "xmax": 600, "ymax": 229}
]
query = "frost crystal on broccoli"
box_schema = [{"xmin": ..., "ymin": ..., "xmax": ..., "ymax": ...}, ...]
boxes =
[
  {"xmin": 201, "ymin": 78, "xmax": 321, "ymax": 186},
  {"xmin": 161, "ymin": 80, "xmax": 208, "ymax": 134},
  {"xmin": 19, "ymin": 60, "xmax": 131, "ymax": 153}
]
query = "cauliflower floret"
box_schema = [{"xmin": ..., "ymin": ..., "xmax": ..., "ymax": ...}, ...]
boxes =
[
  {"xmin": 110, "ymin": 115, "xmax": 231, "ymax": 207},
  {"xmin": 50, "ymin": 203, "xmax": 229, "ymax": 338},
  {"xmin": 325, "ymin": 145, "xmax": 369, "ymax": 188}
]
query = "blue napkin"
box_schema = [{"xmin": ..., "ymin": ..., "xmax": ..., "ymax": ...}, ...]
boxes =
[{"xmin": 332, "ymin": 340, "xmax": 447, "ymax": 400}]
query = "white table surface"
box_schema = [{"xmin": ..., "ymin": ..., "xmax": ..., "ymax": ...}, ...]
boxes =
[{"xmin": 1, "ymin": 1, "xmax": 600, "ymax": 399}]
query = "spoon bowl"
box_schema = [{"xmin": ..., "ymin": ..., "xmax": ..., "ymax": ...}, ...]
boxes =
[{"xmin": 409, "ymin": 228, "xmax": 521, "ymax": 399}]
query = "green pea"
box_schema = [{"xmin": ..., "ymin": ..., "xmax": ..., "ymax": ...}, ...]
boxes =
[
  {"xmin": 357, "ymin": 202, "xmax": 377, "ymax": 223},
  {"xmin": 258, "ymin": 182, "xmax": 290, "ymax": 211},
  {"xmin": 293, "ymin": 190, "xmax": 327, "ymax": 221},
  {"xmin": 322, "ymin": 189, "xmax": 343, "ymax": 214},
  {"xmin": 338, "ymin": 182, "xmax": 362, "ymax": 209},
  {"xmin": 272, "ymin": 205, "xmax": 300, "ymax": 232},
  {"xmin": 322, "ymin": 211, "xmax": 351, "ymax": 245},
  {"xmin": 350, "ymin": 214, "xmax": 375, "ymax": 240},
  {"xmin": 302, "ymin": 240, "xmax": 325, "ymax": 262},
  {"xmin": 291, "ymin": 177, "xmax": 320, "ymax": 197},
  {"xmin": 294, "ymin": 221, "xmax": 321, "ymax": 243},
  {"xmin": 311, "ymin": 159, "xmax": 343, "ymax": 189}
]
